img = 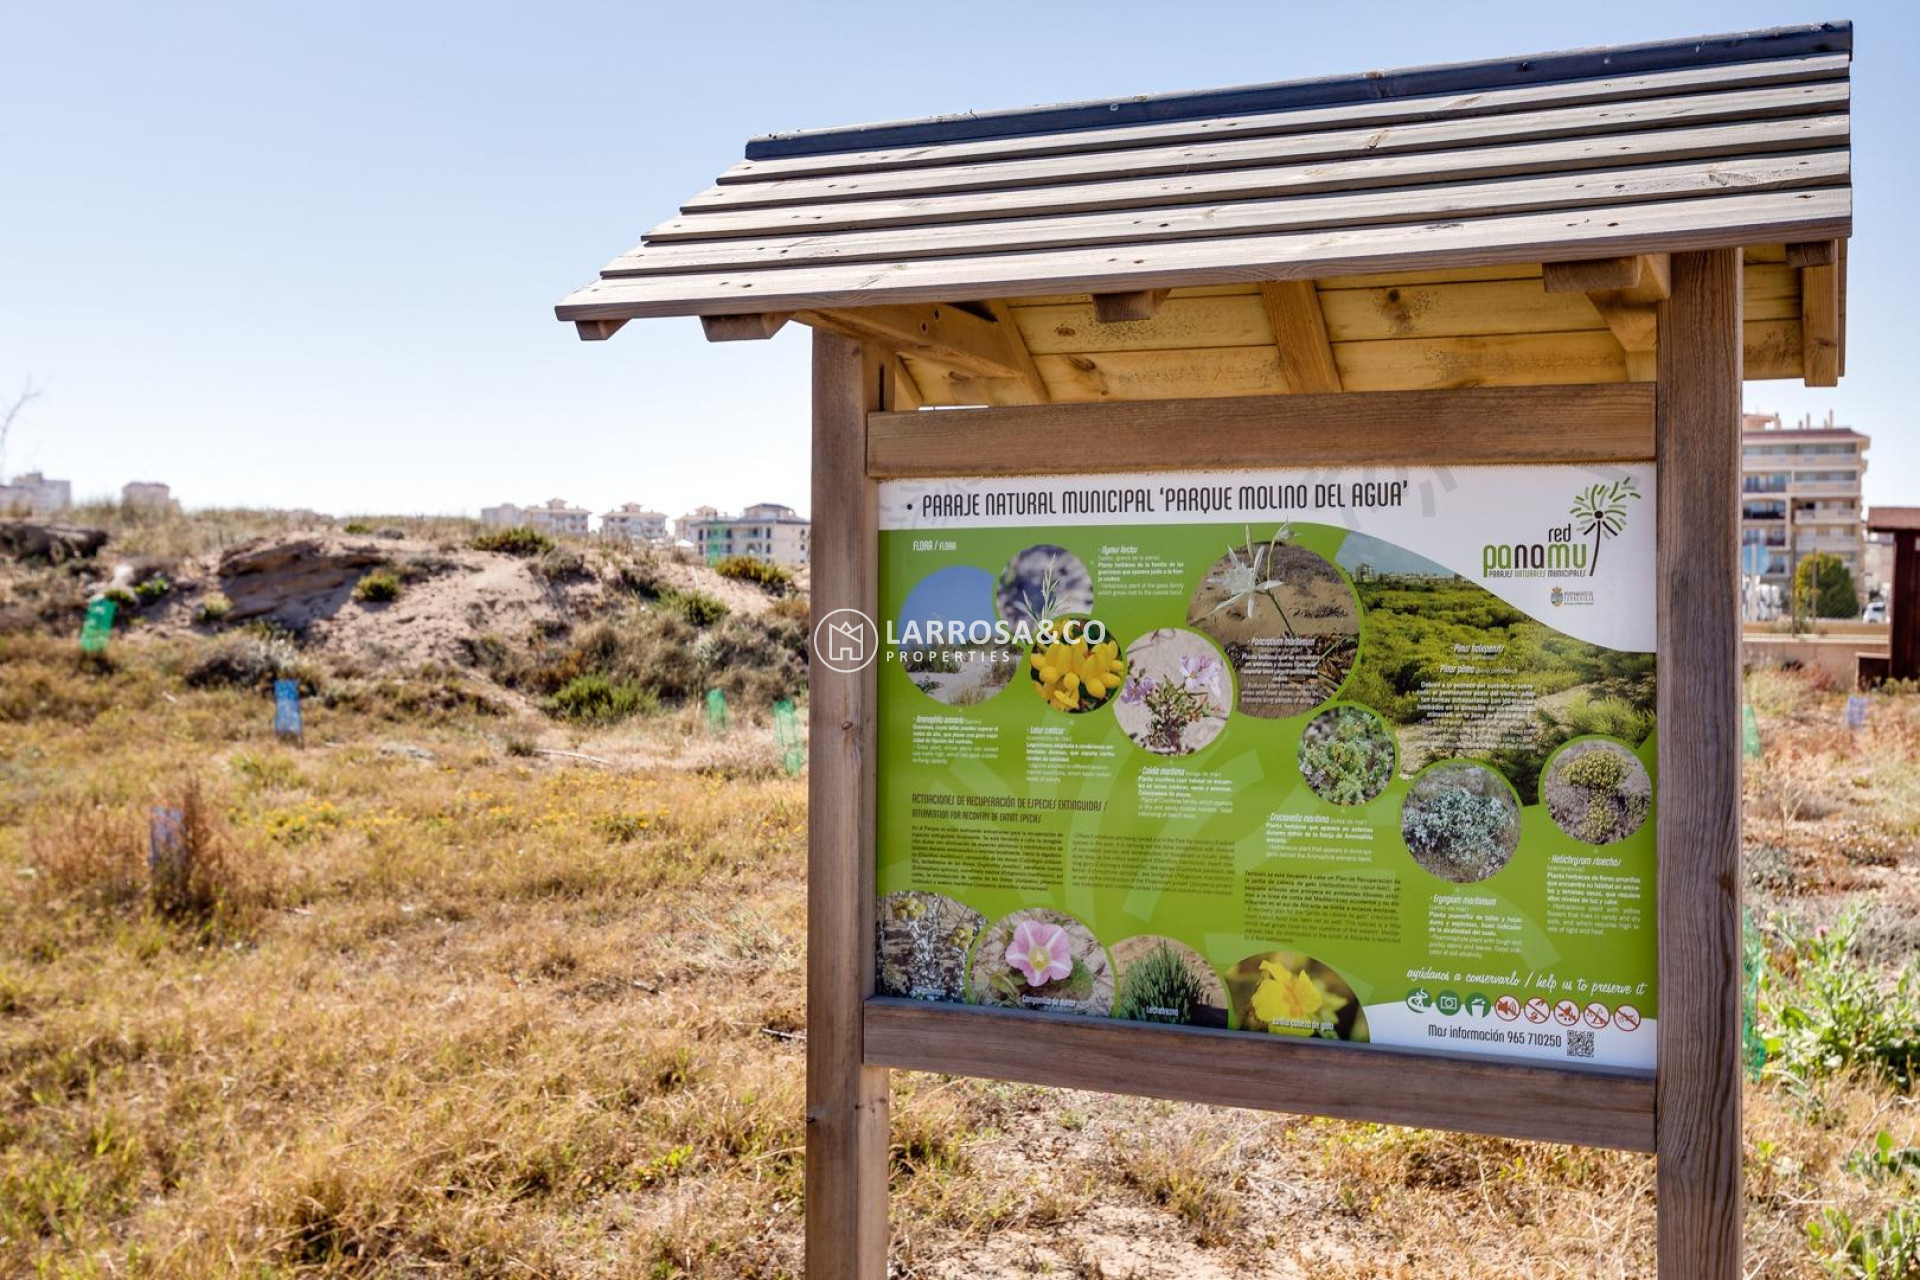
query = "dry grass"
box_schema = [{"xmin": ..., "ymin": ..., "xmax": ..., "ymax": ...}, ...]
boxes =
[{"xmin": 0, "ymin": 629, "xmax": 1915, "ymax": 1275}]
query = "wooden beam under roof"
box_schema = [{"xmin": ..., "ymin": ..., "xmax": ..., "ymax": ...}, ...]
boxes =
[
  {"xmin": 1258, "ymin": 280, "xmax": 1342, "ymax": 392},
  {"xmin": 574, "ymin": 319, "xmax": 627, "ymax": 341},
  {"xmin": 701, "ymin": 312, "xmax": 791, "ymax": 341},
  {"xmin": 799, "ymin": 304, "xmax": 1039, "ymax": 400},
  {"xmin": 1092, "ymin": 289, "xmax": 1170, "ymax": 323},
  {"xmin": 1544, "ymin": 254, "xmax": 1671, "ymax": 382},
  {"xmin": 1785, "ymin": 239, "xmax": 1838, "ymax": 267}
]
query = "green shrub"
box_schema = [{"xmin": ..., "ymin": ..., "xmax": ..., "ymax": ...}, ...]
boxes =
[
  {"xmin": 133, "ymin": 575, "xmax": 172, "ymax": 604},
  {"xmin": 1113, "ymin": 942, "xmax": 1206, "ymax": 1024},
  {"xmin": 102, "ymin": 585, "xmax": 138, "ymax": 611},
  {"xmin": 1401, "ymin": 767, "xmax": 1519, "ymax": 882},
  {"xmin": 1299, "ymin": 706, "xmax": 1395, "ymax": 806},
  {"xmin": 195, "ymin": 591, "xmax": 232, "ymax": 625},
  {"xmin": 342, "ymin": 521, "xmax": 374, "ymax": 534},
  {"xmin": 551, "ymin": 674, "xmax": 658, "ymax": 724},
  {"xmin": 1807, "ymin": 1204, "xmax": 1920, "ymax": 1279},
  {"xmin": 472, "ymin": 526, "xmax": 555, "ymax": 557},
  {"xmin": 352, "ymin": 570, "xmax": 402, "ymax": 603},
  {"xmin": 1405, "ymin": 790, "xmax": 1510, "ymax": 865},
  {"xmin": 660, "ymin": 587, "xmax": 728, "ymax": 628},
  {"xmin": 1563, "ymin": 750, "xmax": 1629, "ymax": 792},
  {"xmin": 713, "ymin": 555, "xmax": 792, "ymax": 594},
  {"xmin": 1760, "ymin": 912, "xmax": 1920, "ymax": 1092},
  {"xmin": 531, "ymin": 544, "xmax": 590, "ymax": 582}
]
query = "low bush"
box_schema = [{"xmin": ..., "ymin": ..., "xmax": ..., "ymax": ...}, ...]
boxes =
[
  {"xmin": 472, "ymin": 527, "xmax": 554, "ymax": 557},
  {"xmin": 1760, "ymin": 912, "xmax": 1920, "ymax": 1092},
  {"xmin": 27, "ymin": 805, "xmax": 146, "ymax": 912},
  {"xmin": 184, "ymin": 633, "xmax": 301, "ymax": 691},
  {"xmin": 659, "ymin": 587, "xmax": 728, "ymax": 628},
  {"xmin": 483, "ymin": 607, "xmax": 804, "ymax": 720},
  {"xmin": 1807, "ymin": 1204, "xmax": 1920, "ymax": 1279},
  {"xmin": 195, "ymin": 591, "xmax": 232, "ymax": 624},
  {"xmin": 149, "ymin": 776, "xmax": 274, "ymax": 931},
  {"xmin": 551, "ymin": 674, "xmax": 658, "ymax": 724},
  {"xmin": 713, "ymin": 555, "xmax": 792, "ymax": 594},
  {"xmin": 613, "ymin": 555, "xmax": 664, "ymax": 599},
  {"xmin": 352, "ymin": 570, "xmax": 402, "ymax": 603},
  {"xmin": 531, "ymin": 545, "xmax": 590, "ymax": 583},
  {"xmin": 133, "ymin": 576, "xmax": 172, "ymax": 604}
]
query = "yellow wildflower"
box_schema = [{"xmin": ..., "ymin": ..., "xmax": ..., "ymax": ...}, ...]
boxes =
[
  {"xmin": 1030, "ymin": 639, "xmax": 1127, "ymax": 713},
  {"xmin": 1250, "ymin": 958, "xmax": 1347, "ymax": 1035}
]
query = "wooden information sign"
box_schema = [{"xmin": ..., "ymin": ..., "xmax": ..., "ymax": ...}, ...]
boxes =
[{"xmin": 556, "ymin": 22, "xmax": 1855, "ymax": 1277}]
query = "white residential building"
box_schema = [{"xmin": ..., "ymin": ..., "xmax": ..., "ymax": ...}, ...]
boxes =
[
  {"xmin": 1740, "ymin": 411, "xmax": 1870, "ymax": 607},
  {"xmin": 0, "ymin": 472, "xmax": 72, "ymax": 517},
  {"xmin": 677, "ymin": 502, "xmax": 810, "ymax": 567},
  {"xmin": 601, "ymin": 503, "xmax": 670, "ymax": 544},
  {"xmin": 524, "ymin": 498, "xmax": 591, "ymax": 537},
  {"xmin": 479, "ymin": 502, "xmax": 525, "ymax": 529},
  {"xmin": 122, "ymin": 481, "xmax": 174, "ymax": 512}
]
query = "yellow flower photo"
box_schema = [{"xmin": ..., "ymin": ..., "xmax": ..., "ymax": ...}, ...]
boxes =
[{"xmin": 1028, "ymin": 627, "xmax": 1127, "ymax": 714}]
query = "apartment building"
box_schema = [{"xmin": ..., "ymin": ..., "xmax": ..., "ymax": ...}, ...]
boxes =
[
  {"xmin": 601, "ymin": 503, "xmax": 670, "ymax": 545},
  {"xmin": 677, "ymin": 502, "xmax": 810, "ymax": 567},
  {"xmin": 479, "ymin": 502, "xmax": 525, "ymax": 529},
  {"xmin": 524, "ymin": 498, "xmax": 591, "ymax": 536},
  {"xmin": 0, "ymin": 472, "xmax": 72, "ymax": 516},
  {"xmin": 1740, "ymin": 411, "xmax": 1870, "ymax": 607},
  {"xmin": 122, "ymin": 481, "xmax": 174, "ymax": 512}
]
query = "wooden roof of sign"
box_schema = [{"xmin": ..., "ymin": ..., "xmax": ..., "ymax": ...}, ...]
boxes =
[{"xmin": 556, "ymin": 22, "xmax": 1853, "ymax": 402}]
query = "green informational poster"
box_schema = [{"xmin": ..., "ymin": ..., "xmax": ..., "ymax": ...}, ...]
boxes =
[{"xmin": 874, "ymin": 464, "xmax": 1657, "ymax": 1071}]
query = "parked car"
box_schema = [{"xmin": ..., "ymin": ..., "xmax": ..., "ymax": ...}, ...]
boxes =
[{"xmin": 1863, "ymin": 600, "xmax": 1888, "ymax": 624}]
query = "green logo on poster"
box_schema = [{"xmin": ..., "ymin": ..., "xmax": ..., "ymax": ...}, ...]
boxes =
[
  {"xmin": 1465, "ymin": 992, "xmax": 1492, "ymax": 1019},
  {"xmin": 1568, "ymin": 476, "xmax": 1642, "ymax": 576},
  {"xmin": 1435, "ymin": 990, "xmax": 1462, "ymax": 1017},
  {"xmin": 1405, "ymin": 987, "xmax": 1433, "ymax": 1013}
]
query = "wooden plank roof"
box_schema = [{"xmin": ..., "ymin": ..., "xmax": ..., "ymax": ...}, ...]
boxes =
[{"xmin": 556, "ymin": 23, "xmax": 1851, "ymax": 328}]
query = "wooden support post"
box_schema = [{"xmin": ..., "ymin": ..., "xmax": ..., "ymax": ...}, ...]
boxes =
[
  {"xmin": 806, "ymin": 330, "xmax": 889, "ymax": 1279},
  {"xmin": 1655, "ymin": 248, "xmax": 1743, "ymax": 1280},
  {"xmin": 1890, "ymin": 530, "xmax": 1919, "ymax": 682},
  {"xmin": 1801, "ymin": 261, "xmax": 1840, "ymax": 387}
]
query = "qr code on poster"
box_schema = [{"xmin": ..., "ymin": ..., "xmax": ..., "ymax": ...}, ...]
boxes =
[{"xmin": 1566, "ymin": 1029, "xmax": 1596, "ymax": 1059}]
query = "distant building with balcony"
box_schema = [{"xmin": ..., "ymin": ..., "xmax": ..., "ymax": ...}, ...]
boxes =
[
  {"xmin": 601, "ymin": 503, "xmax": 670, "ymax": 544},
  {"xmin": 122, "ymin": 481, "xmax": 174, "ymax": 512},
  {"xmin": 1740, "ymin": 411, "xmax": 1869, "ymax": 607},
  {"xmin": 524, "ymin": 498, "xmax": 591, "ymax": 536},
  {"xmin": 479, "ymin": 502, "xmax": 525, "ymax": 529},
  {"xmin": 0, "ymin": 472, "xmax": 72, "ymax": 516},
  {"xmin": 677, "ymin": 502, "xmax": 810, "ymax": 567}
]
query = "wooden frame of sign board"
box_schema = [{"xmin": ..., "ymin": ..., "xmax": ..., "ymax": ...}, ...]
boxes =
[{"xmin": 555, "ymin": 22, "xmax": 1853, "ymax": 1278}]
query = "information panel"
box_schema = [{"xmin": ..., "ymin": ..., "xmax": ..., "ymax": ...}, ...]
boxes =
[{"xmin": 874, "ymin": 464, "xmax": 1657, "ymax": 1070}]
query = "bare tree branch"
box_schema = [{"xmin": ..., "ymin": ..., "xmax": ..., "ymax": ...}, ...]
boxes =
[{"xmin": 0, "ymin": 377, "xmax": 46, "ymax": 481}]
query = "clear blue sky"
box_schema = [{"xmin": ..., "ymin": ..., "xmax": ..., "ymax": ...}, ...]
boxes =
[{"xmin": 1, "ymin": 2, "xmax": 1911, "ymax": 519}]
